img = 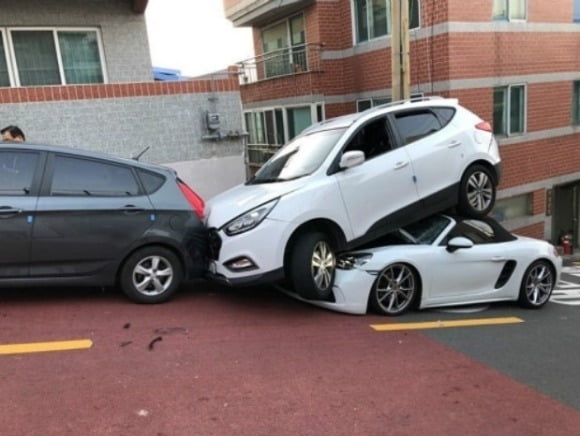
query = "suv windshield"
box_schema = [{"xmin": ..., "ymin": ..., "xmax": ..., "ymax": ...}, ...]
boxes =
[{"xmin": 249, "ymin": 128, "xmax": 346, "ymax": 184}]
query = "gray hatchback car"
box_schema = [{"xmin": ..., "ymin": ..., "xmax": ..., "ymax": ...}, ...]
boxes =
[{"xmin": 0, "ymin": 143, "xmax": 207, "ymax": 303}]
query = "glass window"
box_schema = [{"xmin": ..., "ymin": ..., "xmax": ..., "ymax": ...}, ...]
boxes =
[
  {"xmin": 137, "ymin": 169, "xmax": 165, "ymax": 195},
  {"xmin": 575, "ymin": 0, "xmax": 580, "ymax": 22},
  {"xmin": 573, "ymin": 81, "xmax": 580, "ymax": 125},
  {"xmin": 287, "ymin": 106, "xmax": 312, "ymax": 139},
  {"xmin": 9, "ymin": 29, "xmax": 104, "ymax": 86},
  {"xmin": 491, "ymin": 194, "xmax": 532, "ymax": 221},
  {"xmin": 345, "ymin": 116, "xmax": 392, "ymax": 159},
  {"xmin": 58, "ymin": 31, "xmax": 103, "ymax": 84},
  {"xmin": 393, "ymin": 110, "xmax": 442, "ymax": 144},
  {"xmin": 0, "ymin": 151, "xmax": 39, "ymax": 195},
  {"xmin": 357, "ymin": 99, "xmax": 373, "ymax": 112},
  {"xmin": 275, "ymin": 109, "xmax": 285, "ymax": 144},
  {"xmin": 432, "ymin": 107, "xmax": 456, "ymax": 126},
  {"xmin": 493, "ymin": 85, "xmax": 525, "ymax": 136},
  {"xmin": 0, "ymin": 32, "xmax": 9, "ymax": 87},
  {"xmin": 354, "ymin": 0, "xmax": 419, "ymax": 44},
  {"xmin": 493, "ymin": 0, "xmax": 526, "ymax": 20},
  {"xmin": 11, "ymin": 31, "xmax": 60, "ymax": 86},
  {"xmin": 51, "ymin": 156, "xmax": 140, "ymax": 197}
]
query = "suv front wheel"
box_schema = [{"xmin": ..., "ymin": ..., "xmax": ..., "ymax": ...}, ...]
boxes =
[
  {"xmin": 290, "ymin": 232, "xmax": 336, "ymax": 301},
  {"xmin": 457, "ymin": 164, "xmax": 496, "ymax": 218}
]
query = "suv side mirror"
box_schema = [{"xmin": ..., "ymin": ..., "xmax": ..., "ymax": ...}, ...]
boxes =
[
  {"xmin": 339, "ymin": 150, "xmax": 365, "ymax": 169},
  {"xmin": 447, "ymin": 236, "xmax": 474, "ymax": 253}
]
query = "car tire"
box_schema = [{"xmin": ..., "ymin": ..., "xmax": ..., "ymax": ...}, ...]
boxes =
[
  {"xmin": 369, "ymin": 263, "xmax": 419, "ymax": 316},
  {"xmin": 290, "ymin": 232, "xmax": 336, "ymax": 301},
  {"xmin": 120, "ymin": 246, "xmax": 183, "ymax": 304},
  {"xmin": 457, "ymin": 164, "xmax": 496, "ymax": 218},
  {"xmin": 518, "ymin": 260, "xmax": 555, "ymax": 309}
]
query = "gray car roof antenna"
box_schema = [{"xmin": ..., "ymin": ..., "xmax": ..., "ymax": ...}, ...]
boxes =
[{"xmin": 132, "ymin": 146, "xmax": 151, "ymax": 161}]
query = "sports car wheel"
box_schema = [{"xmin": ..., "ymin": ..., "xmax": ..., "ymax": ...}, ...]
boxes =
[
  {"xmin": 457, "ymin": 164, "xmax": 496, "ymax": 218},
  {"xmin": 370, "ymin": 263, "xmax": 418, "ymax": 316},
  {"xmin": 518, "ymin": 260, "xmax": 555, "ymax": 309},
  {"xmin": 120, "ymin": 246, "xmax": 183, "ymax": 304},
  {"xmin": 290, "ymin": 231, "xmax": 336, "ymax": 301}
]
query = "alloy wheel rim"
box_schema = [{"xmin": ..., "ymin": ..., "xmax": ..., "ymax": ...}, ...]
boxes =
[
  {"xmin": 311, "ymin": 241, "xmax": 335, "ymax": 291},
  {"xmin": 375, "ymin": 264, "xmax": 416, "ymax": 314},
  {"xmin": 467, "ymin": 171, "xmax": 493, "ymax": 212},
  {"xmin": 525, "ymin": 263, "xmax": 553, "ymax": 305},
  {"xmin": 132, "ymin": 255, "xmax": 174, "ymax": 296}
]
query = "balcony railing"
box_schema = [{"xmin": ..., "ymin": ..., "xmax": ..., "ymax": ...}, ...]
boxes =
[{"xmin": 237, "ymin": 42, "xmax": 324, "ymax": 85}]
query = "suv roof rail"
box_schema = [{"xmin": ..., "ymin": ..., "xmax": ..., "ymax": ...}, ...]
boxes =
[{"xmin": 370, "ymin": 95, "xmax": 446, "ymax": 111}]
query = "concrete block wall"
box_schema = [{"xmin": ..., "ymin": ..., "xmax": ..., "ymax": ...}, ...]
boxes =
[{"xmin": 0, "ymin": 0, "xmax": 152, "ymax": 83}]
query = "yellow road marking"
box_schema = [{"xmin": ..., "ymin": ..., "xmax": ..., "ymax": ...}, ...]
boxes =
[
  {"xmin": 370, "ymin": 317, "xmax": 524, "ymax": 332},
  {"xmin": 0, "ymin": 339, "xmax": 93, "ymax": 355}
]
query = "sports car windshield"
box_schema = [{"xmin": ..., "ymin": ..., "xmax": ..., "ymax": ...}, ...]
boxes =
[
  {"xmin": 248, "ymin": 128, "xmax": 346, "ymax": 184},
  {"xmin": 402, "ymin": 215, "xmax": 452, "ymax": 244}
]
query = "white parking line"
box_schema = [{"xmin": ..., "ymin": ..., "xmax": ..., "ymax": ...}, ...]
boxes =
[{"xmin": 551, "ymin": 277, "xmax": 580, "ymax": 306}]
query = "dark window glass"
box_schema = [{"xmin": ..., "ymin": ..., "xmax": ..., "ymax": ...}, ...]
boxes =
[
  {"xmin": 265, "ymin": 110, "xmax": 276, "ymax": 145},
  {"xmin": 432, "ymin": 107, "xmax": 456, "ymax": 126},
  {"xmin": 51, "ymin": 156, "xmax": 139, "ymax": 197},
  {"xmin": 357, "ymin": 100, "xmax": 372, "ymax": 112},
  {"xmin": 393, "ymin": 110, "xmax": 442, "ymax": 144},
  {"xmin": 573, "ymin": 82, "xmax": 580, "ymax": 125},
  {"xmin": 575, "ymin": 0, "xmax": 580, "ymax": 22},
  {"xmin": 448, "ymin": 220, "xmax": 496, "ymax": 244},
  {"xmin": 409, "ymin": 0, "xmax": 420, "ymax": 29},
  {"xmin": 138, "ymin": 169, "xmax": 165, "ymax": 194},
  {"xmin": 275, "ymin": 109, "xmax": 285, "ymax": 144},
  {"xmin": 345, "ymin": 116, "xmax": 392, "ymax": 159},
  {"xmin": 0, "ymin": 151, "xmax": 39, "ymax": 195},
  {"xmin": 11, "ymin": 31, "xmax": 60, "ymax": 86},
  {"xmin": 0, "ymin": 35, "xmax": 10, "ymax": 87}
]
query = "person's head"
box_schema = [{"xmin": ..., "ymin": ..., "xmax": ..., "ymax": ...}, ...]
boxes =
[{"xmin": 1, "ymin": 125, "xmax": 25, "ymax": 142}]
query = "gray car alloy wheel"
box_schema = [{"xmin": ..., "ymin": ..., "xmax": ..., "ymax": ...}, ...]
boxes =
[
  {"xmin": 466, "ymin": 170, "xmax": 494, "ymax": 212},
  {"xmin": 311, "ymin": 240, "xmax": 336, "ymax": 291},
  {"xmin": 373, "ymin": 263, "xmax": 417, "ymax": 315},
  {"xmin": 523, "ymin": 262, "xmax": 554, "ymax": 307},
  {"xmin": 132, "ymin": 255, "xmax": 174, "ymax": 296}
]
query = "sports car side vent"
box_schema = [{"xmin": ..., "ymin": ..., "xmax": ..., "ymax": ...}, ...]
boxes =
[{"xmin": 495, "ymin": 260, "xmax": 517, "ymax": 289}]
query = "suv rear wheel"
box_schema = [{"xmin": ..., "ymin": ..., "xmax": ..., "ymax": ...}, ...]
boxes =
[
  {"xmin": 457, "ymin": 164, "xmax": 496, "ymax": 218},
  {"xmin": 120, "ymin": 246, "xmax": 183, "ymax": 304},
  {"xmin": 290, "ymin": 232, "xmax": 336, "ymax": 301}
]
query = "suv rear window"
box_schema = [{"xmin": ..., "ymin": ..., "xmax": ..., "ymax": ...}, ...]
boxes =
[
  {"xmin": 393, "ymin": 108, "xmax": 454, "ymax": 145},
  {"xmin": 138, "ymin": 169, "xmax": 165, "ymax": 194},
  {"xmin": 51, "ymin": 155, "xmax": 140, "ymax": 197}
]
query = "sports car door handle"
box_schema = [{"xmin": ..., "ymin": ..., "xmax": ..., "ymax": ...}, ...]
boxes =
[
  {"xmin": 448, "ymin": 141, "xmax": 461, "ymax": 148},
  {"xmin": 491, "ymin": 256, "xmax": 506, "ymax": 262},
  {"xmin": 394, "ymin": 161, "xmax": 409, "ymax": 170}
]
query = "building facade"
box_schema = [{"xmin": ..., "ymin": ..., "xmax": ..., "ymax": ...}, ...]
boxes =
[
  {"xmin": 0, "ymin": 0, "xmax": 246, "ymax": 199},
  {"xmin": 224, "ymin": 0, "xmax": 580, "ymax": 247}
]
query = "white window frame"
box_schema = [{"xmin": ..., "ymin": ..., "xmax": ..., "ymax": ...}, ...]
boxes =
[
  {"xmin": 351, "ymin": 0, "xmax": 421, "ymax": 46},
  {"xmin": 4, "ymin": 26, "xmax": 107, "ymax": 87},
  {"xmin": 494, "ymin": 84, "xmax": 527, "ymax": 136},
  {"xmin": 261, "ymin": 13, "xmax": 307, "ymax": 78},
  {"xmin": 0, "ymin": 29, "xmax": 14, "ymax": 87},
  {"xmin": 493, "ymin": 0, "xmax": 528, "ymax": 22}
]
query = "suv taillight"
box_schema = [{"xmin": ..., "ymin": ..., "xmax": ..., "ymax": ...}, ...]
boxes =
[
  {"xmin": 178, "ymin": 179, "xmax": 205, "ymax": 219},
  {"xmin": 476, "ymin": 121, "xmax": 492, "ymax": 132}
]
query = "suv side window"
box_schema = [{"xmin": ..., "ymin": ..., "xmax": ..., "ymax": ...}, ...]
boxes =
[
  {"xmin": 0, "ymin": 151, "xmax": 39, "ymax": 195},
  {"xmin": 51, "ymin": 155, "xmax": 140, "ymax": 197},
  {"xmin": 393, "ymin": 110, "xmax": 443, "ymax": 145},
  {"xmin": 344, "ymin": 116, "xmax": 393, "ymax": 160}
]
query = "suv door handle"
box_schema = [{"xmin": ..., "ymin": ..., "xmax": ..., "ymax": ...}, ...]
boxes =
[
  {"xmin": 121, "ymin": 205, "xmax": 146, "ymax": 214},
  {"xmin": 394, "ymin": 161, "xmax": 409, "ymax": 170},
  {"xmin": 448, "ymin": 141, "xmax": 461, "ymax": 148}
]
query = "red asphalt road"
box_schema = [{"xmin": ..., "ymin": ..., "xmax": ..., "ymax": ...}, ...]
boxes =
[{"xmin": 1, "ymin": 283, "xmax": 579, "ymax": 436}]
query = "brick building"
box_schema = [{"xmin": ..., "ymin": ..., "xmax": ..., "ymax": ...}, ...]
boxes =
[
  {"xmin": 224, "ymin": 0, "xmax": 580, "ymax": 247},
  {"xmin": 0, "ymin": 0, "xmax": 246, "ymax": 199}
]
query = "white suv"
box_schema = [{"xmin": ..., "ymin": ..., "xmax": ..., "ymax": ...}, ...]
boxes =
[{"xmin": 206, "ymin": 98, "xmax": 501, "ymax": 300}]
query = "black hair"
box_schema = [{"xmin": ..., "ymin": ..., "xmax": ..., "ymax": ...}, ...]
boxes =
[{"xmin": 1, "ymin": 125, "xmax": 25, "ymax": 141}]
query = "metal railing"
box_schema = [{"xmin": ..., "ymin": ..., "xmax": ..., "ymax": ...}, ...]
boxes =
[{"xmin": 237, "ymin": 42, "xmax": 324, "ymax": 85}]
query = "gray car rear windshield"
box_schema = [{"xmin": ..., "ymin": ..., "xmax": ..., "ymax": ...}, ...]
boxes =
[{"xmin": 249, "ymin": 128, "xmax": 346, "ymax": 184}]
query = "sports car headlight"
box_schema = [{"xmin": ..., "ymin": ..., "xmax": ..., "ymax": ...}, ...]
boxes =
[
  {"xmin": 337, "ymin": 253, "xmax": 373, "ymax": 270},
  {"xmin": 223, "ymin": 198, "xmax": 279, "ymax": 236}
]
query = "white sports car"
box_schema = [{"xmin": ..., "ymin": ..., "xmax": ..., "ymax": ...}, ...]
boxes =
[{"xmin": 290, "ymin": 215, "xmax": 562, "ymax": 316}]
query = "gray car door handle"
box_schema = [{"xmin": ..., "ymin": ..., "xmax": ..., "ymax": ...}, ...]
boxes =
[
  {"xmin": 394, "ymin": 161, "xmax": 409, "ymax": 169},
  {"xmin": 122, "ymin": 205, "xmax": 145, "ymax": 213},
  {"xmin": 0, "ymin": 206, "xmax": 23, "ymax": 215},
  {"xmin": 448, "ymin": 141, "xmax": 461, "ymax": 148}
]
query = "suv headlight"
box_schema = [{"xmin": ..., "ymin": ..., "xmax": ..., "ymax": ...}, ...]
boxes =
[{"xmin": 223, "ymin": 198, "xmax": 279, "ymax": 236}]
